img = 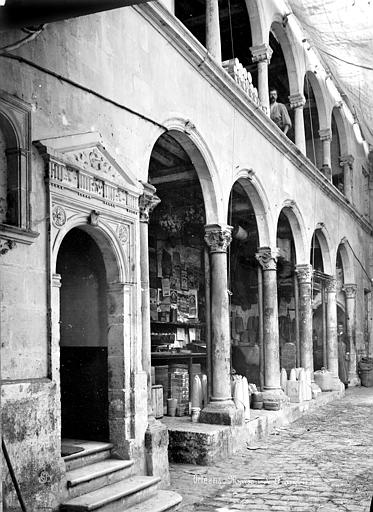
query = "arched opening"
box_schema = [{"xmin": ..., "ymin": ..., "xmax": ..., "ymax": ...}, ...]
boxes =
[
  {"xmin": 57, "ymin": 227, "xmax": 109, "ymax": 441},
  {"xmin": 268, "ymin": 22, "xmax": 295, "ymax": 141},
  {"xmin": 148, "ymin": 132, "xmax": 208, "ymax": 416},
  {"xmin": 311, "ymin": 229, "xmax": 331, "ymax": 371},
  {"xmin": 304, "ymin": 73, "xmax": 322, "ymax": 168},
  {"xmin": 276, "ymin": 211, "xmax": 297, "ymax": 373},
  {"xmin": 0, "ymin": 112, "xmax": 21, "ymax": 227},
  {"xmin": 174, "ymin": 0, "xmax": 253, "ymax": 70},
  {"xmin": 228, "ymin": 180, "xmax": 261, "ymax": 387},
  {"xmin": 331, "ymin": 108, "xmax": 343, "ymax": 190}
]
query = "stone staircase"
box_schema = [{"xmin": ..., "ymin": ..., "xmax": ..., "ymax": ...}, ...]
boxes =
[{"xmin": 60, "ymin": 440, "xmax": 182, "ymax": 512}]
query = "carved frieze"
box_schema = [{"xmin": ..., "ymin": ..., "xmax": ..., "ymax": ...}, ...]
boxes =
[
  {"xmin": 0, "ymin": 239, "xmax": 16, "ymax": 256},
  {"xmin": 204, "ymin": 225, "xmax": 232, "ymax": 253},
  {"xmin": 255, "ymin": 247, "xmax": 278, "ymax": 271},
  {"xmin": 52, "ymin": 205, "xmax": 66, "ymax": 228}
]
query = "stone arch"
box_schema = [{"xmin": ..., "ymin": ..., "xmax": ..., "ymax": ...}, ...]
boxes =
[
  {"xmin": 304, "ymin": 71, "xmax": 328, "ymax": 131},
  {"xmin": 277, "ymin": 199, "xmax": 307, "ymax": 263},
  {"xmin": 52, "ymin": 213, "xmax": 125, "ymax": 284},
  {"xmin": 148, "ymin": 117, "xmax": 222, "ymax": 225},
  {"xmin": 311, "ymin": 224, "xmax": 333, "ymax": 275},
  {"xmin": 332, "ymin": 106, "xmax": 351, "ymax": 156},
  {"xmin": 0, "ymin": 110, "xmax": 19, "ymax": 147},
  {"xmin": 337, "ymin": 238, "xmax": 355, "ymax": 284},
  {"xmin": 270, "ymin": 18, "xmax": 300, "ymax": 96},
  {"xmin": 244, "ymin": 0, "xmax": 266, "ymax": 45},
  {"xmin": 232, "ymin": 168, "xmax": 272, "ymax": 247}
]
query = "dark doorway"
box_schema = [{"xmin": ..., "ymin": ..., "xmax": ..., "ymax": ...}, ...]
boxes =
[{"xmin": 57, "ymin": 228, "xmax": 109, "ymax": 441}]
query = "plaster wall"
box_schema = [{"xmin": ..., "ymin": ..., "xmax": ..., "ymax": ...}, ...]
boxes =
[{"xmin": 0, "ymin": 3, "xmax": 371, "ymax": 506}]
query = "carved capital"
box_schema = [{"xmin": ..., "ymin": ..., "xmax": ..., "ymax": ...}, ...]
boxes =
[
  {"xmin": 342, "ymin": 283, "xmax": 357, "ymax": 299},
  {"xmin": 339, "ymin": 154, "xmax": 354, "ymax": 170},
  {"xmin": 289, "ymin": 93, "xmax": 306, "ymax": 109},
  {"xmin": 255, "ymin": 247, "xmax": 278, "ymax": 271},
  {"xmin": 204, "ymin": 224, "xmax": 232, "ymax": 253},
  {"xmin": 89, "ymin": 210, "xmax": 100, "ymax": 226},
  {"xmin": 250, "ymin": 43, "xmax": 273, "ymax": 64},
  {"xmin": 325, "ymin": 276, "xmax": 337, "ymax": 293},
  {"xmin": 319, "ymin": 128, "xmax": 332, "ymax": 142},
  {"xmin": 295, "ymin": 264, "xmax": 313, "ymax": 283},
  {"xmin": 139, "ymin": 182, "xmax": 161, "ymax": 223}
]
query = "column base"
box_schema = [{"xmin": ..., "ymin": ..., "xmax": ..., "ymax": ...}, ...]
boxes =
[
  {"xmin": 199, "ymin": 400, "xmax": 244, "ymax": 426},
  {"xmin": 348, "ymin": 376, "xmax": 361, "ymax": 387},
  {"xmin": 261, "ymin": 389, "xmax": 289, "ymax": 410},
  {"xmin": 145, "ymin": 419, "xmax": 170, "ymax": 486}
]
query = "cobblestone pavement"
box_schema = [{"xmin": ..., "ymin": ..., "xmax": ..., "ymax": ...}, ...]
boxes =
[{"xmin": 170, "ymin": 387, "xmax": 373, "ymax": 512}]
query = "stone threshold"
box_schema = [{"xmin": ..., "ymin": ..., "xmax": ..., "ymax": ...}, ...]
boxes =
[{"xmin": 161, "ymin": 389, "xmax": 345, "ymax": 465}]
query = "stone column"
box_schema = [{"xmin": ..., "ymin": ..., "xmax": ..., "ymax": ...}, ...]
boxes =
[
  {"xmin": 200, "ymin": 224, "xmax": 243, "ymax": 426},
  {"xmin": 139, "ymin": 184, "xmax": 169, "ymax": 485},
  {"xmin": 326, "ymin": 277, "xmax": 338, "ymax": 376},
  {"xmin": 339, "ymin": 154, "xmax": 354, "ymax": 202},
  {"xmin": 139, "ymin": 183, "xmax": 161, "ymax": 420},
  {"xmin": 295, "ymin": 264, "xmax": 314, "ymax": 374},
  {"xmin": 206, "ymin": 0, "xmax": 221, "ymax": 63},
  {"xmin": 343, "ymin": 284, "xmax": 359, "ymax": 385},
  {"xmin": 250, "ymin": 44, "xmax": 273, "ymax": 115},
  {"xmin": 255, "ymin": 247, "xmax": 281, "ymax": 391},
  {"xmin": 319, "ymin": 128, "xmax": 332, "ymax": 181},
  {"xmin": 289, "ymin": 93, "xmax": 306, "ymax": 154}
]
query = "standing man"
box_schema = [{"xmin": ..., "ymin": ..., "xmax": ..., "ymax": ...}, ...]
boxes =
[{"xmin": 269, "ymin": 88, "xmax": 292, "ymax": 135}]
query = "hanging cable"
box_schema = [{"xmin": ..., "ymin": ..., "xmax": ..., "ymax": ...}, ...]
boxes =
[{"xmin": 0, "ymin": 25, "xmax": 45, "ymax": 53}]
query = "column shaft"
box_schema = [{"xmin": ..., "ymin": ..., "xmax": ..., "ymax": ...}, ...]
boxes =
[
  {"xmin": 204, "ymin": 225, "xmax": 233, "ymax": 402},
  {"xmin": 289, "ymin": 94, "xmax": 306, "ymax": 154},
  {"xmin": 326, "ymin": 278, "xmax": 338, "ymax": 376},
  {"xmin": 206, "ymin": 0, "xmax": 221, "ymax": 63},
  {"xmin": 343, "ymin": 284, "xmax": 358, "ymax": 383},
  {"xmin": 139, "ymin": 184, "xmax": 160, "ymax": 420},
  {"xmin": 296, "ymin": 264, "xmax": 314, "ymax": 373},
  {"xmin": 339, "ymin": 155, "xmax": 354, "ymax": 202},
  {"xmin": 250, "ymin": 45, "xmax": 272, "ymax": 115},
  {"xmin": 256, "ymin": 248, "xmax": 280, "ymax": 390}
]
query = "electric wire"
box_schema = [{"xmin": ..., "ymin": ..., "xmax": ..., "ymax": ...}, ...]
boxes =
[
  {"xmin": 227, "ymin": 0, "xmax": 235, "ymax": 60},
  {"xmin": 0, "ymin": 52, "xmax": 168, "ymax": 131}
]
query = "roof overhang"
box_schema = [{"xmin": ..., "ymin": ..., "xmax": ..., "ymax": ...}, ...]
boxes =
[{"xmin": 0, "ymin": 0, "xmax": 150, "ymax": 29}]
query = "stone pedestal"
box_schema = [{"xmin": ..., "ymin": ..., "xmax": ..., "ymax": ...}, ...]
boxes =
[
  {"xmin": 250, "ymin": 44, "xmax": 273, "ymax": 115},
  {"xmin": 206, "ymin": 0, "xmax": 221, "ymax": 63},
  {"xmin": 289, "ymin": 93, "xmax": 306, "ymax": 154},
  {"xmin": 326, "ymin": 277, "xmax": 339, "ymax": 377},
  {"xmin": 145, "ymin": 420, "xmax": 170, "ymax": 486},
  {"xmin": 201, "ymin": 225, "xmax": 242, "ymax": 426}
]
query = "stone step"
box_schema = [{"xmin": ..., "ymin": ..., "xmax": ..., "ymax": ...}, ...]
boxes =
[
  {"xmin": 63, "ymin": 441, "xmax": 114, "ymax": 471},
  {"xmin": 124, "ymin": 490, "xmax": 182, "ymax": 512},
  {"xmin": 66, "ymin": 459, "xmax": 135, "ymax": 499},
  {"xmin": 60, "ymin": 475, "xmax": 161, "ymax": 511}
]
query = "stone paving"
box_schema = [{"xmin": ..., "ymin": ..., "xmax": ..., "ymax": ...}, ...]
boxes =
[{"xmin": 169, "ymin": 387, "xmax": 373, "ymax": 512}]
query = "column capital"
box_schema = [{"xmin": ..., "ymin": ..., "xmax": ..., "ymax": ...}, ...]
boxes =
[
  {"xmin": 295, "ymin": 263, "xmax": 313, "ymax": 283},
  {"xmin": 339, "ymin": 154, "xmax": 354, "ymax": 170},
  {"xmin": 204, "ymin": 224, "xmax": 232, "ymax": 253},
  {"xmin": 289, "ymin": 93, "xmax": 306, "ymax": 109},
  {"xmin": 255, "ymin": 247, "xmax": 278, "ymax": 271},
  {"xmin": 319, "ymin": 128, "xmax": 332, "ymax": 141},
  {"xmin": 139, "ymin": 182, "xmax": 161, "ymax": 223},
  {"xmin": 325, "ymin": 276, "xmax": 337, "ymax": 293},
  {"xmin": 342, "ymin": 283, "xmax": 357, "ymax": 298},
  {"xmin": 250, "ymin": 43, "xmax": 273, "ymax": 64}
]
